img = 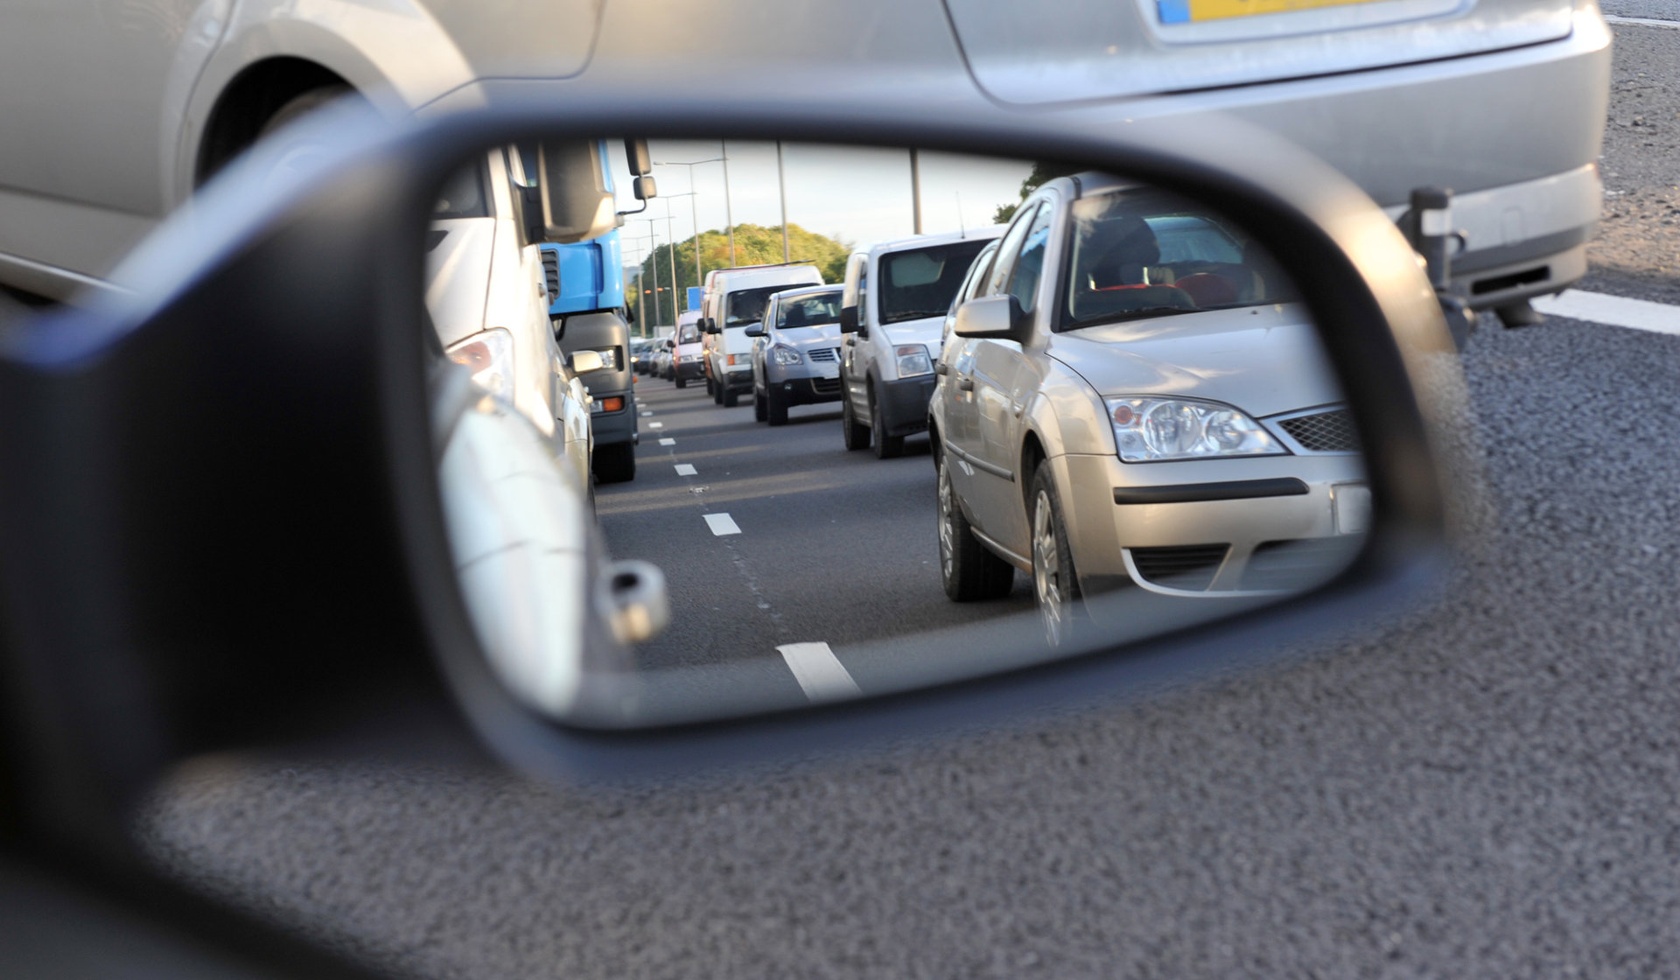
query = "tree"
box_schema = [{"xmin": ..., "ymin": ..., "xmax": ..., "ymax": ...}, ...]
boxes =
[
  {"xmin": 992, "ymin": 162, "xmax": 1082, "ymax": 224},
  {"xmin": 633, "ymin": 223, "xmax": 852, "ymax": 324}
]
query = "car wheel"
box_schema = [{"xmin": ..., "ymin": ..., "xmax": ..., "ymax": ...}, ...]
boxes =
[
  {"xmin": 871, "ymin": 390, "xmax": 904, "ymax": 459},
  {"xmin": 754, "ymin": 387, "xmax": 768, "ymax": 422},
  {"xmin": 593, "ymin": 442, "xmax": 636, "ymax": 484},
  {"xmin": 1029, "ymin": 465, "xmax": 1082, "ymax": 647},
  {"xmin": 767, "ymin": 387, "xmax": 788, "ymax": 427},
  {"xmin": 841, "ymin": 390, "xmax": 870, "ymax": 451},
  {"xmin": 674, "ymin": 375, "xmax": 686, "ymax": 389},
  {"xmin": 938, "ymin": 456, "xmax": 1014, "ymax": 601},
  {"xmin": 722, "ymin": 386, "xmax": 739, "ymax": 408},
  {"xmin": 713, "ymin": 378, "xmax": 725, "ymax": 404},
  {"xmin": 705, "ymin": 375, "xmax": 715, "ymax": 397}
]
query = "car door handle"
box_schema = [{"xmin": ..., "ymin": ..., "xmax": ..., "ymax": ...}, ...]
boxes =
[
  {"xmin": 1011, "ymin": 402, "xmax": 1024, "ymax": 417},
  {"xmin": 957, "ymin": 377, "xmax": 974, "ymax": 391}
]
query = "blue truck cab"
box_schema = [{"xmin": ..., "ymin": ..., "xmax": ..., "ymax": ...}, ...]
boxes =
[{"xmin": 541, "ymin": 143, "xmax": 639, "ymax": 484}]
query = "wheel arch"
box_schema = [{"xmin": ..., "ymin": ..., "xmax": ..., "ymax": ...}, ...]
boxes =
[{"xmin": 195, "ymin": 58, "xmax": 358, "ymax": 188}]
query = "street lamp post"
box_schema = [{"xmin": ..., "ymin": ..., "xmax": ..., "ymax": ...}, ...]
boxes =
[
  {"xmin": 655, "ymin": 148, "xmax": 736, "ymax": 270},
  {"xmin": 660, "ymin": 190, "xmax": 701, "ymax": 308}
]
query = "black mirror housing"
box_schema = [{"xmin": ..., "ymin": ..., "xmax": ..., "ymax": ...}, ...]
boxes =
[
  {"xmin": 839, "ymin": 306, "xmax": 858, "ymax": 333},
  {"xmin": 952, "ymin": 295, "xmax": 1030, "ymax": 344}
]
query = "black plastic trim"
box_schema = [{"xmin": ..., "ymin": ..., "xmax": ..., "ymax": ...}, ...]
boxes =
[{"xmin": 1113, "ymin": 477, "xmax": 1309, "ymax": 505}]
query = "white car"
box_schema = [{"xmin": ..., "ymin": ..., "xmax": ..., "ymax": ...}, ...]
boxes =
[{"xmin": 700, "ymin": 264, "xmax": 824, "ymax": 407}]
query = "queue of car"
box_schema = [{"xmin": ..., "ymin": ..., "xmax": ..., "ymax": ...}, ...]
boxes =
[{"xmin": 627, "ymin": 171, "xmax": 1366, "ymax": 646}]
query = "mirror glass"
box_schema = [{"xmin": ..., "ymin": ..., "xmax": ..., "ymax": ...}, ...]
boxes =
[{"xmin": 426, "ymin": 137, "xmax": 1367, "ymax": 728}]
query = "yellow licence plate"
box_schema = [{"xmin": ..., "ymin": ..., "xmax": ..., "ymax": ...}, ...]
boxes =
[{"xmin": 1157, "ymin": 0, "xmax": 1382, "ymax": 25}]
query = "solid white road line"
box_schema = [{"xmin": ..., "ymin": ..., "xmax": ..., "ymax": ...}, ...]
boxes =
[
  {"xmin": 704, "ymin": 513, "xmax": 741, "ymax": 536},
  {"xmin": 675, "ymin": 464, "xmax": 697, "ymax": 476},
  {"xmin": 1533, "ymin": 290, "xmax": 1680, "ymax": 337},
  {"xmin": 1606, "ymin": 15, "xmax": 1680, "ymax": 29},
  {"xmin": 777, "ymin": 642, "xmax": 861, "ymax": 702},
  {"xmin": 659, "ymin": 438, "xmax": 676, "ymax": 446}
]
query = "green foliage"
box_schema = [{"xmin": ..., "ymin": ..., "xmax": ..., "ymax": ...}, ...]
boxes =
[
  {"xmin": 631, "ymin": 223, "xmax": 851, "ymax": 326},
  {"xmin": 992, "ymin": 161, "xmax": 1082, "ymax": 224}
]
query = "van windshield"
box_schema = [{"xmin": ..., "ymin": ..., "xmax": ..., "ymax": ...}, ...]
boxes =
[
  {"xmin": 725, "ymin": 285, "xmax": 798, "ymax": 327},
  {"xmin": 678, "ymin": 323, "xmax": 701, "ymax": 344},
  {"xmin": 879, "ymin": 240, "xmax": 992, "ymax": 324}
]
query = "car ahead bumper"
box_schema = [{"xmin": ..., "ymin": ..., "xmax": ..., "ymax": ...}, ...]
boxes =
[
  {"xmin": 676, "ymin": 360, "xmax": 705, "ymax": 381},
  {"xmin": 876, "ymin": 373, "xmax": 937, "ymax": 437},
  {"xmin": 722, "ymin": 366, "xmax": 754, "ymax": 393},
  {"xmin": 765, "ymin": 375, "xmax": 843, "ymax": 407},
  {"xmin": 1051, "ymin": 451, "xmax": 1368, "ymax": 600},
  {"xmin": 589, "ymin": 389, "xmax": 637, "ymax": 446}
]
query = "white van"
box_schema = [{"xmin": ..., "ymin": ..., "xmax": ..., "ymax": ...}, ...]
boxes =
[
  {"xmin": 700, "ymin": 264, "xmax": 824, "ymax": 407},
  {"xmin": 837, "ymin": 227, "xmax": 1005, "ymax": 458},
  {"xmin": 427, "ymin": 147, "xmax": 596, "ymax": 491}
]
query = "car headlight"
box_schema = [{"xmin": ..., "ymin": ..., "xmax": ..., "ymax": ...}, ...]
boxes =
[
  {"xmin": 895, "ymin": 344, "xmax": 933, "ymax": 378},
  {"xmin": 1107, "ymin": 397, "xmax": 1285, "ymax": 462},
  {"xmin": 770, "ymin": 344, "xmax": 803, "ymax": 366},
  {"xmin": 446, "ymin": 328, "xmax": 515, "ymax": 401}
]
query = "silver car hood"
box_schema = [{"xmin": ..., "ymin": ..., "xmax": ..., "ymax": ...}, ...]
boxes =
[
  {"xmin": 778, "ymin": 323, "xmax": 843, "ymax": 349},
  {"xmin": 1047, "ymin": 304, "xmax": 1341, "ymax": 419}
]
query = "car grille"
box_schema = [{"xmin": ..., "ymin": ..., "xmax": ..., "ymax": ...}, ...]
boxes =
[
  {"xmin": 1276, "ymin": 409, "xmax": 1358, "ymax": 454},
  {"xmin": 807, "ymin": 347, "xmax": 839, "ymax": 363},
  {"xmin": 1129, "ymin": 544, "xmax": 1229, "ymax": 591},
  {"xmin": 1242, "ymin": 537, "xmax": 1358, "ymax": 591},
  {"xmin": 541, "ymin": 250, "xmax": 560, "ymax": 298},
  {"xmin": 811, "ymin": 377, "xmax": 842, "ymax": 394}
]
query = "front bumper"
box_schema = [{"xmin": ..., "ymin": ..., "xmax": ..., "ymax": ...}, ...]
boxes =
[
  {"xmin": 875, "ymin": 373, "xmax": 938, "ymax": 437},
  {"xmin": 1052, "ymin": 451, "xmax": 1367, "ymax": 600}
]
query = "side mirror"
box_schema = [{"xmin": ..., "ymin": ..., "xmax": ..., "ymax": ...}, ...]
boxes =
[
  {"xmin": 953, "ymin": 295, "xmax": 1030, "ymax": 344},
  {"xmin": 536, "ymin": 139, "xmax": 616, "ymax": 243},
  {"xmin": 702, "ymin": 318, "xmax": 719, "ymax": 334},
  {"xmin": 570, "ymin": 349, "xmax": 606, "ymax": 374},
  {"xmin": 744, "ymin": 324, "xmax": 765, "ymax": 338},
  {"xmin": 632, "ymin": 174, "xmax": 657, "ymax": 202},
  {"xmin": 839, "ymin": 306, "xmax": 858, "ymax": 333}
]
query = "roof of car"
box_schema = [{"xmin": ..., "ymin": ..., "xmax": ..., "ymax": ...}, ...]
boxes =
[{"xmin": 860, "ymin": 224, "xmax": 1008, "ymax": 256}]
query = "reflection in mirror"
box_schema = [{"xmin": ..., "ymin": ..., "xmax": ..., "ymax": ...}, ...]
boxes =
[{"xmin": 426, "ymin": 139, "xmax": 1366, "ymax": 729}]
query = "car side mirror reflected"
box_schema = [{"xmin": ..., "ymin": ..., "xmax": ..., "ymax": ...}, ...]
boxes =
[
  {"xmin": 952, "ymin": 294, "xmax": 1029, "ymax": 344},
  {"xmin": 744, "ymin": 324, "xmax": 765, "ymax": 338},
  {"xmin": 839, "ymin": 306, "xmax": 858, "ymax": 333},
  {"xmin": 570, "ymin": 349, "xmax": 605, "ymax": 374}
]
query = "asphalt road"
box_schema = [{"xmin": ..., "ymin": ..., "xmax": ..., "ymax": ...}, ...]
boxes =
[{"xmin": 126, "ymin": 17, "xmax": 1680, "ymax": 980}]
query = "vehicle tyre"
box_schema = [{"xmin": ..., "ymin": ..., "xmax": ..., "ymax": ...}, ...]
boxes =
[
  {"xmin": 722, "ymin": 386, "xmax": 739, "ymax": 408},
  {"xmin": 871, "ymin": 389, "xmax": 905, "ymax": 459},
  {"xmin": 1029, "ymin": 465, "xmax": 1083, "ymax": 647},
  {"xmin": 713, "ymin": 378, "xmax": 725, "ymax": 404},
  {"xmin": 754, "ymin": 387, "xmax": 768, "ymax": 422},
  {"xmin": 841, "ymin": 390, "xmax": 870, "ymax": 451},
  {"xmin": 594, "ymin": 442, "xmax": 636, "ymax": 484},
  {"xmin": 254, "ymin": 86, "xmax": 363, "ymax": 192},
  {"xmin": 705, "ymin": 375, "xmax": 715, "ymax": 397},
  {"xmin": 938, "ymin": 457, "xmax": 1014, "ymax": 601},
  {"xmin": 675, "ymin": 376, "xmax": 686, "ymax": 389},
  {"xmin": 767, "ymin": 387, "xmax": 789, "ymax": 427}
]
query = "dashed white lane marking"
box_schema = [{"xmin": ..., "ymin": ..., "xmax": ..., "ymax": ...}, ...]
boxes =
[
  {"xmin": 640, "ymin": 411, "xmax": 653, "ymax": 417},
  {"xmin": 777, "ymin": 642, "xmax": 861, "ymax": 702},
  {"xmin": 659, "ymin": 438, "xmax": 676, "ymax": 446},
  {"xmin": 649, "ymin": 421, "xmax": 664, "ymax": 429},
  {"xmin": 704, "ymin": 513, "xmax": 741, "ymax": 536},
  {"xmin": 674, "ymin": 463, "xmax": 697, "ymax": 476},
  {"xmin": 1606, "ymin": 15, "xmax": 1680, "ymax": 30},
  {"xmin": 1533, "ymin": 290, "xmax": 1680, "ymax": 337}
]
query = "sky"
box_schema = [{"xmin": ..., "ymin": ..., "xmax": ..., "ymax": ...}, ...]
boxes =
[{"xmin": 610, "ymin": 140, "xmax": 1033, "ymax": 272}]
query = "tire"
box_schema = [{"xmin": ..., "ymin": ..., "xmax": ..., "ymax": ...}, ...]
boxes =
[
  {"xmin": 1029, "ymin": 465, "xmax": 1083, "ymax": 647},
  {"xmin": 767, "ymin": 387, "xmax": 789, "ymax": 427},
  {"xmin": 675, "ymin": 376, "xmax": 686, "ymax": 389},
  {"xmin": 253, "ymin": 86, "xmax": 361, "ymax": 192},
  {"xmin": 754, "ymin": 387, "xmax": 768, "ymax": 422},
  {"xmin": 722, "ymin": 386, "xmax": 739, "ymax": 408},
  {"xmin": 841, "ymin": 389, "xmax": 870, "ymax": 451},
  {"xmin": 705, "ymin": 375, "xmax": 716, "ymax": 397},
  {"xmin": 713, "ymin": 377, "xmax": 725, "ymax": 404},
  {"xmin": 938, "ymin": 457, "xmax": 1014, "ymax": 601},
  {"xmin": 871, "ymin": 389, "xmax": 905, "ymax": 459},
  {"xmin": 593, "ymin": 442, "xmax": 636, "ymax": 484}
]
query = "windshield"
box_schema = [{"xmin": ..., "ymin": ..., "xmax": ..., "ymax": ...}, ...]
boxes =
[
  {"xmin": 776, "ymin": 290, "xmax": 843, "ymax": 329},
  {"xmin": 879, "ymin": 240, "xmax": 992, "ymax": 325},
  {"xmin": 678, "ymin": 323, "xmax": 701, "ymax": 344},
  {"xmin": 725, "ymin": 285, "xmax": 798, "ymax": 327},
  {"xmin": 1063, "ymin": 188, "xmax": 1298, "ymax": 329}
]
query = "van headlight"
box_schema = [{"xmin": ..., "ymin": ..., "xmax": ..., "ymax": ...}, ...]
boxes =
[
  {"xmin": 1107, "ymin": 397, "xmax": 1285, "ymax": 462},
  {"xmin": 895, "ymin": 344, "xmax": 933, "ymax": 378},
  {"xmin": 446, "ymin": 328, "xmax": 515, "ymax": 401}
]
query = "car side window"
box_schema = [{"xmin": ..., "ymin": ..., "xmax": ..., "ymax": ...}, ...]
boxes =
[
  {"xmin": 1005, "ymin": 205, "xmax": 1054, "ymax": 315},
  {"xmin": 985, "ymin": 201, "xmax": 1046, "ymax": 298}
]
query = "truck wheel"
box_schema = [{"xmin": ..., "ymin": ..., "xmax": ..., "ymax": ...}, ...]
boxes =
[
  {"xmin": 594, "ymin": 443, "xmax": 636, "ymax": 484},
  {"xmin": 841, "ymin": 391, "xmax": 870, "ymax": 451},
  {"xmin": 767, "ymin": 387, "xmax": 789, "ymax": 427},
  {"xmin": 871, "ymin": 390, "xmax": 904, "ymax": 459}
]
